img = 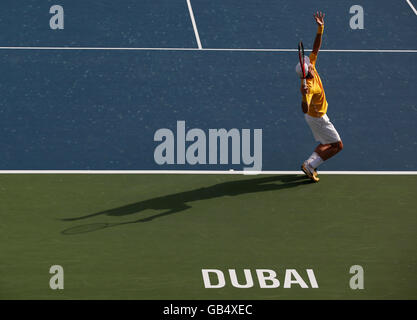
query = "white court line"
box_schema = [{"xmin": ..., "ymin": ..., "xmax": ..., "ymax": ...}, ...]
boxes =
[
  {"xmin": 186, "ymin": 0, "xmax": 202, "ymax": 49},
  {"xmin": 0, "ymin": 47, "xmax": 416, "ymax": 53},
  {"xmin": 406, "ymin": 0, "xmax": 417, "ymax": 15},
  {"xmin": 0, "ymin": 170, "xmax": 416, "ymax": 175}
]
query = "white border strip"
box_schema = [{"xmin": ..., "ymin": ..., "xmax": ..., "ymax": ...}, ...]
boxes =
[
  {"xmin": 406, "ymin": 0, "xmax": 417, "ymax": 15},
  {"xmin": 0, "ymin": 170, "xmax": 416, "ymax": 175},
  {"xmin": 0, "ymin": 47, "xmax": 416, "ymax": 53},
  {"xmin": 186, "ymin": 0, "xmax": 202, "ymax": 49}
]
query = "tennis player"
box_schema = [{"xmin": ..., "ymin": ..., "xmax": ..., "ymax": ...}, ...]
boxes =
[{"xmin": 296, "ymin": 12, "xmax": 343, "ymax": 182}]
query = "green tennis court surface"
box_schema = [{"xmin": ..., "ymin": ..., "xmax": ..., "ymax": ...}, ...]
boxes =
[{"xmin": 1, "ymin": 174, "xmax": 416, "ymax": 300}]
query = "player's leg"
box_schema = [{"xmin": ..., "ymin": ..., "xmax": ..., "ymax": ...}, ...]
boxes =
[
  {"xmin": 303, "ymin": 148, "xmax": 323, "ymax": 182},
  {"xmin": 302, "ymin": 115, "xmax": 323, "ymax": 181},
  {"xmin": 307, "ymin": 140, "xmax": 342, "ymax": 174},
  {"xmin": 302, "ymin": 114, "xmax": 342, "ymax": 181},
  {"xmin": 315, "ymin": 141, "xmax": 343, "ymax": 160},
  {"xmin": 303, "ymin": 144, "xmax": 329, "ymax": 173},
  {"xmin": 315, "ymin": 143, "xmax": 331, "ymax": 155},
  {"xmin": 307, "ymin": 140, "xmax": 343, "ymax": 169}
]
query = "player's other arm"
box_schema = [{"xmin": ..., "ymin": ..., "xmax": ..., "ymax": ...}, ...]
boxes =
[{"xmin": 312, "ymin": 12, "xmax": 325, "ymax": 55}]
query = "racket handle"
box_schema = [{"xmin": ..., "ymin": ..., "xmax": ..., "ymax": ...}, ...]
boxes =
[{"xmin": 302, "ymin": 79, "xmax": 307, "ymax": 86}]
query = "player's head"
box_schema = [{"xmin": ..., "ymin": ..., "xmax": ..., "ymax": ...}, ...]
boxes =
[{"xmin": 295, "ymin": 56, "xmax": 314, "ymax": 79}]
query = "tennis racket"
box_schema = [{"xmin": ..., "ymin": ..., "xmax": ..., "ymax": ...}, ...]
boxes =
[{"xmin": 298, "ymin": 41, "xmax": 307, "ymax": 86}]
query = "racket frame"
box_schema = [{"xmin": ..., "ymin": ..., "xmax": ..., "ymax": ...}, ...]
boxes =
[{"xmin": 298, "ymin": 41, "xmax": 307, "ymax": 86}]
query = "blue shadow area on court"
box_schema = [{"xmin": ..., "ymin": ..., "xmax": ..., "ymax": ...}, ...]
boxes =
[{"xmin": 0, "ymin": 1, "xmax": 416, "ymax": 170}]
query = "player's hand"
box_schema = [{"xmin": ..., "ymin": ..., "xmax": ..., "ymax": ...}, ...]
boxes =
[
  {"xmin": 300, "ymin": 84, "xmax": 308, "ymax": 95},
  {"xmin": 314, "ymin": 11, "xmax": 325, "ymax": 26}
]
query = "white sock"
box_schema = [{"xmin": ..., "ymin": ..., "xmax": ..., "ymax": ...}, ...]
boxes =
[
  {"xmin": 307, "ymin": 152, "xmax": 319, "ymax": 164},
  {"xmin": 310, "ymin": 156, "xmax": 324, "ymax": 169}
]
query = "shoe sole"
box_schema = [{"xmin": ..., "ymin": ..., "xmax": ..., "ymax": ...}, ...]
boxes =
[{"xmin": 301, "ymin": 164, "xmax": 319, "ymax": 182}]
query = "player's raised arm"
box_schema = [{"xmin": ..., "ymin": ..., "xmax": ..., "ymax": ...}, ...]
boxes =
[{"xmin": 312, "ymin": 12, "xmax": 325, "ymax": 55}]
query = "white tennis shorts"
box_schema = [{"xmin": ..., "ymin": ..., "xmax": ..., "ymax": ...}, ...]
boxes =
[{"xmin": 304, "ymin": 113, "xmax": 341, "ymax": 145}]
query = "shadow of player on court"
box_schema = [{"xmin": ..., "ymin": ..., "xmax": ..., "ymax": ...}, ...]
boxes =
[{"xmin": 61, "ymin": 174, "xmax": 312, "ymax": 235}]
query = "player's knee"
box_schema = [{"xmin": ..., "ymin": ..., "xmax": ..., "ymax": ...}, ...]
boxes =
[
  {"xmin": 336, "ymin": 140, "xmax": 343, "ymax": 152},
  {"xmin": 331, "ymin": 141, "xmax": 343, "ymax": 152}
]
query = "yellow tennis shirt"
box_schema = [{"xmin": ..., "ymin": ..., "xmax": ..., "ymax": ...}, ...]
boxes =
[{"xmin": 302, "ymin": 52, "xmax": 328, "ymax": 118}]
